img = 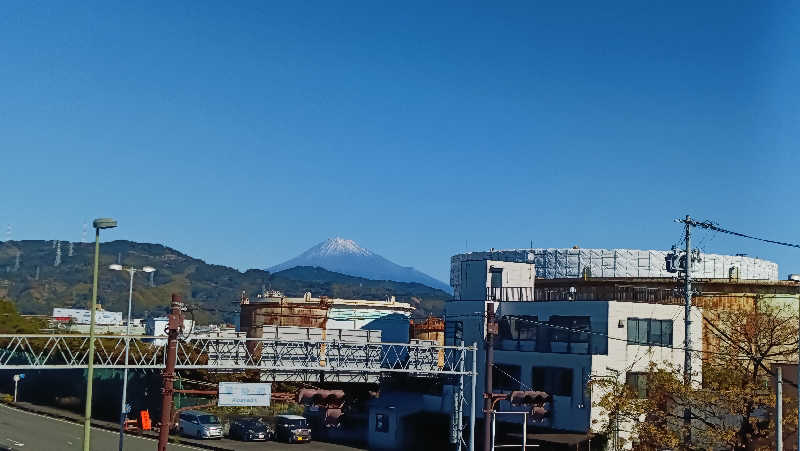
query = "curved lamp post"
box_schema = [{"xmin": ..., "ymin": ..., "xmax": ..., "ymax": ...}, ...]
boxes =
[
  {"xmin": 109, "ymin": 264, "xmax": 155, "ymax": 451},
  {"xmin": 83, "ymin": 218, "xmax": 117, "ymax": 451}
]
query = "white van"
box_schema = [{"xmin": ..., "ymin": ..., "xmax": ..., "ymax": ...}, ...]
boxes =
[{"xmin": 178, "ymin": 410, "xmax": 223, "ymax": 439}]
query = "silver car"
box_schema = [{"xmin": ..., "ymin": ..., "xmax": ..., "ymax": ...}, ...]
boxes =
[{"xmin": 178, "ymin": 410, "xmax": 223, "ymax": 439}]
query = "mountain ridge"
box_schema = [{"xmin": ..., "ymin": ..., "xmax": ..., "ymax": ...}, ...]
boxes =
[
  {"xmin": 0, "ymin": 240, "xmax": 450, "ymax": 323},
  {"xmin": 268, "ymin": 237, "xmax": 451, "ymax": 292}
]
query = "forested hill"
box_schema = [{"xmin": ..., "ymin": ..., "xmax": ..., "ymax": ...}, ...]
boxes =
[{"xmin": 0, "ymin": 240, "xmax": 451, "ymax": 325}]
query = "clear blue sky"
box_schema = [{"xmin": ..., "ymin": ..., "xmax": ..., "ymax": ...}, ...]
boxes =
[{"xmin": 1, "ymin": 1, "xmax": 798, "ymax": 283}]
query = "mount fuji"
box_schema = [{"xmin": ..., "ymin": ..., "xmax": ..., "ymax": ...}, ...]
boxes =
[{"xmin": 268, "ymin": 238, "xmax": 451, "ymax": 292}]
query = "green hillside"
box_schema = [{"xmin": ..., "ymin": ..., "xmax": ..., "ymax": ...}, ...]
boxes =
[{"xmin": 0, "ymin": 240, "xmax": 450, "ymax": 324}]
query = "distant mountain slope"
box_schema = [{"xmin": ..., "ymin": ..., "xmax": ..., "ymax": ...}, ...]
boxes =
[
  {"xmin": 0, "ymin": 240, "xmax": 450, "ymax": 324},
  {"xmin": 268, "ymin": 238, "xmax": 451, "ymax": 292}
]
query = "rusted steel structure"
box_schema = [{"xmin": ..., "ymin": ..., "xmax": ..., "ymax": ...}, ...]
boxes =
[
  {"xmin": 240, "ymin": 292, "xmax": 331, "ymax": 358},
  {"xmin": 410, "ymin": 316, "xmax": 445, "ymax": 345}
]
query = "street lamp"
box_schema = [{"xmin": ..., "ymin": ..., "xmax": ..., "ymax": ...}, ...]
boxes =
[
  {"xmin": 109, "ymin": 264, "xmax": 155, "ymax": 451},
  {"xmin": 83, "ymin": 218, "xmax": 117, "ymax": 451}
]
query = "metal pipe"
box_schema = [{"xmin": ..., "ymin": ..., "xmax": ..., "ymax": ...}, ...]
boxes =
[
  {"xmin": 118, "ymin": 268, "xmax": 135, "ymax": 451},
  {"xmin": 83, "ymin": 227, "xmax": 100, "ymax": 451},
  {"xmin": 522, "ymin": 412, "xmax": 527, "ymax": 450},
  {"xmin": 457, "ymin": 340, "xmax": 465, "ymax": 450},
  {"xmin": 470, "ymin": 342, "xmax": 477, "ymax": 451},
  {"xmin": 777, "ymin": 366, "xmax": 783, "ymax": 451}
]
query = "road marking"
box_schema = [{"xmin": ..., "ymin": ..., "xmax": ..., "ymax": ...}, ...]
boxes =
[
  {"xmin": 5, "ymin": 438, "xmax": 24, "ymax": 446},
  {"xmin": 0, "ymin": 404, "xmax": 204, "ymax": 450}
]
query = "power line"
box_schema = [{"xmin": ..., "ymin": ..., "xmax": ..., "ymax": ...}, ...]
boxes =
[{"xmin": 692, "ymin": 220, "xmax": 800, "ymax": 249}]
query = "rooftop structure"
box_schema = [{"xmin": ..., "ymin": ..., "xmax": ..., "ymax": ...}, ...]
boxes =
[{"xmin": 451, "ymin": 248, "xmax": 779, "ymax": 300}]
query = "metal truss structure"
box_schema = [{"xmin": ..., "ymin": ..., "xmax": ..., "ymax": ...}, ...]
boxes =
[
  {"xmin": 0, "ymin": 334, "xmax": 478, "ymax": 451},
  {"xmin": 0, "ymin": 334, "xmax": 473, "ymax": 376}
]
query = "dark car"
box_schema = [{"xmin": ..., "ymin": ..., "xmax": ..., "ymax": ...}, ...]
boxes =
[
  {"xmin": 274, "ymin": 414, "xmax": 312, "ymax": 443},
  {"xmin": 228, "ymin": 417, "xmax": 274, "ymax": 441}
]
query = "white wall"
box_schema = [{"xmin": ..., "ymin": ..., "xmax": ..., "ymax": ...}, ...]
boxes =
[{"xmin": 443, "ymin": 300, "xmax": 701, "ymax": 435}]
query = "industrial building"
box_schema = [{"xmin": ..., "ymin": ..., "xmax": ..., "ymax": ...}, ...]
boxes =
[
  {"xmin": 240, "ymin": 291, "xmax": 414, "ymax": 345},
  {"xmin": 52, "ymin": 307, "xmax": 123, "ymax": 326}
]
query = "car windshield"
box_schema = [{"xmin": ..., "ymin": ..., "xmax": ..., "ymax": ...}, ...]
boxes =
[
  {"xmin": 198, "ymin": 415, "xmax": 220, "ymax": 425},
  {"xmin": 285, "ymin": 419, "xmax": 307, "ymax": 428},
  {"xmin": 243, "ymin": 421, "xmax": 265, "ymax": 430}
]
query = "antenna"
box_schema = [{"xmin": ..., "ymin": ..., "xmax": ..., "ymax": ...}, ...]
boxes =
[
  {"xmin": 52, "ymin": 240, "xmax": 56, "ymax": 248},
  {"xmin": 13, "ymin": 251, "xmax": 20, "ymax": 272},
  {"xmin": 5, "ymin": 224, "xmax": 11, "ymax": 242},
  {"xmin": 54, "ymin": 241, "xmax": 61, "ymax": 267},
  {"xmin": 81, "ymin": 223, "xmax": 88, "ymax": 243},
  {"xmin": 68, "ymin": 242, "xmax": 74, "ymax": 257}
]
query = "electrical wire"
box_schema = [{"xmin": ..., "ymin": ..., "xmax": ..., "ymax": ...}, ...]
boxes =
[{"xmin": 691, "ymin": 220, "xmax": 800, "ymax": 249}]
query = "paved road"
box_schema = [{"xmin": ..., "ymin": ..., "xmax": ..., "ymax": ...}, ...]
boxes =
[
  {"xmin": 0, "ymin": 403, "xmax": 364, "ymax": 451},
  {"xmin": 0, "ymin": 404, "xmax": 203, "ymax": 451}
]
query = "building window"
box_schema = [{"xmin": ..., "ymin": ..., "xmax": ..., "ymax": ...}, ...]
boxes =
[
  {"xmin": 547, "ymin": 316, "xmax": 590, "ymax": 354},
  {"xmin": 627, "ymin": 319, "xmax": 673, "ymax": 347},
  {"xmin": 532, "ymin": 367, "xmax": 573, "ymax": 397},
  {"xmin": 498, "ymin": 316, "xmax": 537, "ymax": 351},
  {"xmin": 445, "ymin": 321, "xmax": 463, "ymax": 346},
  {"xmin": 625, "ymin": 372, "xmax": 648, "ymax": 398},
  {"xmin": 492, "ymin": 364, "xmax": 522, "ymax": 390},
  {"xmin": 375, "ymin": 414, "xmax": 389, "ymax": 433}
]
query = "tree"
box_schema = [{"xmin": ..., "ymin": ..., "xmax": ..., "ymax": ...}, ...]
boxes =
[{"xmin": 591, "ymin": 297, "xmax": 799, "ymax": 450}]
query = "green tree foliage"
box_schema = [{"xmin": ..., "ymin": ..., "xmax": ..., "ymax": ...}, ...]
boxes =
[{"xmin": 0, "ymin": 298, "xmax": 47, "ymax": 333}]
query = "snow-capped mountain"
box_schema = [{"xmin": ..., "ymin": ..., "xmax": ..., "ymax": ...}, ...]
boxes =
[{"xmin": 268, "ymin": 237, "xmax": 451, "ymax": 292}]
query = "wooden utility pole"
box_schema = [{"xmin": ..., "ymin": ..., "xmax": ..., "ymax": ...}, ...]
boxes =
[{"xmin": 157, "ymin": 294, "xmax": 184, "ymax": 451}]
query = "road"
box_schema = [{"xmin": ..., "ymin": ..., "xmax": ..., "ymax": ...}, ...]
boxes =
[
  {"xmin": 0, "ymin": 404, "xmax": 364, "ymax": 451},
  {"xmin": 0, "ymin": 404, "xmax": 202, "ymax": 451}
]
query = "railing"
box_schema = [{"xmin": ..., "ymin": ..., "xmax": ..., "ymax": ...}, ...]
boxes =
[
  {"xmin": 0, "ymin": 334, "xmax": 473, "ymax": 377},
  {"xmin": 486, "ymin": 286, "xmax": 534, "ymax": 301}
]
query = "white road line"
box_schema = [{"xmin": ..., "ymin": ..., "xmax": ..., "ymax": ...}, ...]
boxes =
[
  {"xmin": 5, "ymin": 438, "xmax": 24, "ymax": 446},
  {"xmin": 0, "ymin": 404, "xmax": 205, "ymax": 450}
]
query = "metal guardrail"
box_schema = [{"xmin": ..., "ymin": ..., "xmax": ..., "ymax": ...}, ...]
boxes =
[{"xmin": 0, "ymin": 334, "xmax": 473, "ymax": 377}]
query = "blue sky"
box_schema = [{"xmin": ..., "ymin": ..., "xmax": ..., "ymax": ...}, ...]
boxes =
[{"xmin": 1, "ymin": 1, "xmax": 798, "ymax": 283}]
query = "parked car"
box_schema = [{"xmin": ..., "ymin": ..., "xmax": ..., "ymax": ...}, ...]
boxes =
[
  {"xmin": 178, "ymin": 410, "xmax": 223, "ymax": 439},
  {"xmin": 229, "ymin": 416, "xmax": 274, "ymax": 441},
  {"xmin": 274, "ymin": 414, "xmax": 312, "ymax": 443}
]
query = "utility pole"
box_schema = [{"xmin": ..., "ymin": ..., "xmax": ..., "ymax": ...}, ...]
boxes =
[
  {"xmin": 157, "ymin": 294, "xmax": 183, "ymax": 451},
  {"xmin": 483, "ymin": 303, "xmax": 497, "ymax": 451},
  {"xmin": 777, "ymin": 366, "xmax": 783, "ymax": 451},
  {"xmin": 679, "ymin": 215, "xmax": 694, "ymax": 448}
]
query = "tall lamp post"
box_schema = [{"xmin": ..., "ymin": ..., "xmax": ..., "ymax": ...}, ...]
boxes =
[
  {"xmin": 109, "ymin": 264, "xmax": 155, "ymax": 451},
  {"xmin": 83, "ymin": 218, "xmax": 117, "ymax": 451}
]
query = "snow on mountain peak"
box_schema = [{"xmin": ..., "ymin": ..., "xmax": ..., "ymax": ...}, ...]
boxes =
[{"xmin": 312, "ymin": 237, "xmax": 373, "ymax": 257}]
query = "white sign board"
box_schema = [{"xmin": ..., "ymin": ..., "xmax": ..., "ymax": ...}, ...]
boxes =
[{"xmin": 218, "ymin": 382, "xmax": 271, "ymax": 407}]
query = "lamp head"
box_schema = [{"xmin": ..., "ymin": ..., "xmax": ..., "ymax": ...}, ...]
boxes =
[
  {"xmin": 142, "ymin": 266, "xmax": 156, "ymax": 273},
  {"xmin": 92, "ymin": 218, "xmax": 118, "ymax": 229},
  {"xmin": 109, "ymin": 264, "xmax": 123, "ymax": 271}
]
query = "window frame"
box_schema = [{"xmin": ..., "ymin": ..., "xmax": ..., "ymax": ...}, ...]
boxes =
[
  {"xmin": 627, "ymin": 318, "xmax": 673, "ymax": 347},
  {"xmin": 492, "ymin": 363, "xmax": 523, "ymax": 391},
  {"xmin": 532, "ymin": 366, "xmax": 574, "ymax": 397}
]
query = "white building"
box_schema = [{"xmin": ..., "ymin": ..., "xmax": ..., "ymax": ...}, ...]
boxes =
[
  {"xmin": 52, "ymin": 307, "xmax": 123, "ymax": 326},
  {"xmin": 145, "ymin": 317, "xmax": 195, "ymax": 346},
  {"xmin": 445, "ymin": 256, "xmax": 702, "ymax": 443}
]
